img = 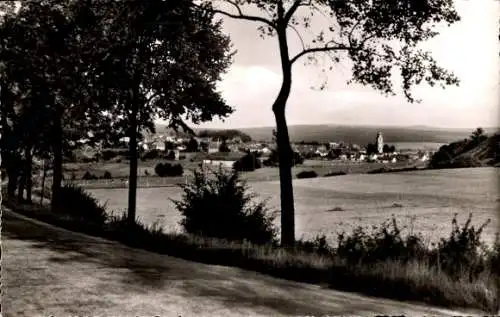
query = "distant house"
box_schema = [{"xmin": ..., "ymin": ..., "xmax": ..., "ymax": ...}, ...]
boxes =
[
  {"xmin": 369, "ymin": 153, "xmax": 378, "ymax": 161},
  {"xmin": 202, "ymin": 152, "xmax": 247, "ymax": 169},
  {"xmin": 154, "ymin": 141, "xmax": 166, "ymax": 151},
  {"xmin": 138, "ymin": 141, "xmax": 149, "ymax": 151},
  {"xmin": 419, "ymin": 153, "xmax": 430, "ymax": 162},
  {"xmin": 176, "ymin": 145, "xmax": 187, "ymax": 152},
  {"xmin": 208, "ymin": 141, "xmax": 220, "ymax": 153},
  {"xmin": 315, "ymin": 145, "xmax": 328, "ymax": 157}
]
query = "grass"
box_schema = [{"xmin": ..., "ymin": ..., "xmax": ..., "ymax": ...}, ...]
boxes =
[{"xmin": 3, "ymin": 196, "xmax": 499, "ymax": 313}]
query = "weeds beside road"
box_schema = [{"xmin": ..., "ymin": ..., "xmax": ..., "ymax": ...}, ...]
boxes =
[
  {"xmin": 3, "ymin": 194, "xmax": 499, "ymax": 313},
  {"xmin": 2, "ymin": 209, "xmax": 488, "ymax": 317}
]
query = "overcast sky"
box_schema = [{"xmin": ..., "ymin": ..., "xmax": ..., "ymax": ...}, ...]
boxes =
[{"xmin": 188, "ymin": 0, "xmax": 499, "ymax": 130}]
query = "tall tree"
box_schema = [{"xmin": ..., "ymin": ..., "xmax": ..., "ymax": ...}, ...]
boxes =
[
  {"xmin": 82, "ymin": 1, "xmax": 234, "ymax": 224},
  {"xmin": 203, "ymin": 0, "xmax": 460, "ymax": 246},
  {"xmin": 0, "ymin": 1, "xmax": 123, "ymax": 209}
]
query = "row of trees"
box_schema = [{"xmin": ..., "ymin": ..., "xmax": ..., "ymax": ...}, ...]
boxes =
[
  {"xmin": 1, "ymin": 0, "xmax": 461, "ymax": 247},
  {"xmin": 0, "ymin": 1, "xmax": 233, "ymax": 225}
]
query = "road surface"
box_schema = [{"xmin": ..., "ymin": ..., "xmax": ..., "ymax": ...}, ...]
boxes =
[{"xmin": 1, "ymin": 209, "xmax": 485, "ymax": 317}]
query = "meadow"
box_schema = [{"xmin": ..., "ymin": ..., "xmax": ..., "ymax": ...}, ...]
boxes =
[{"xmin": 88, "ymin": 167, "xmax": 499, "ymax": 247}]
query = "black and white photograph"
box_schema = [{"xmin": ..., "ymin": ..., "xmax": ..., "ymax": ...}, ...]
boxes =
[{"xmin": 0, "ymin": 0, "xmax": 499, "ymax": 316}]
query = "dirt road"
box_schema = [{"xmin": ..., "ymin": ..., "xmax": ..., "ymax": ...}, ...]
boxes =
[{"xmin": 1, "ymin": 209, "xmax": 485, "ymax": 317}]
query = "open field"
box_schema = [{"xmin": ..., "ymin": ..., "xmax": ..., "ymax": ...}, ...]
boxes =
[
  {"xmin": 88, "ymin": 167, "xmax": 499, "ymax": 246},
  {"xmin": 56, "ymin": 159, "xmax": 425, "ymax": 188}
]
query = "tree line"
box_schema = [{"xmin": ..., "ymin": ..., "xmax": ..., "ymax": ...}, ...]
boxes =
[{"xmin": 0, "ymin": 1, "xmax": 233, "ymax": 225}]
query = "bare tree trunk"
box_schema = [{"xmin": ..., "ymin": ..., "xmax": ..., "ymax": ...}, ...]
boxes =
[
  {"xmin": 274, "ymin": 107, "xmax": 295, "ymax": 247},
  {"xmin": 6, "ymin": 154, "xmax": 19, "ymax": 199},
  {"xmin": 25, "ymin": 145, "xmax": 33, "ymax": 204},
  {"xmin": 40, "ymin": 159, "xmax": 46, "ymax": 206},
  {"xmin": 127, "ymin": 88, "xmax": 139, "ymax": 225},
  {"xmin": 17, "ymin": 156, "xmax": 26, "ymax": 203},
  {"xmin": 274, "ymin": 14, "xmax": 295, "ymax": 247},
  {"xmin": 51, "ymin": 110, "xmax": 63, "ymax": 213}
]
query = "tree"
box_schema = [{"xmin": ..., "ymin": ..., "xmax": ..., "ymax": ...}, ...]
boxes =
[
  {"xmin": 203, "ymin": 0, "xmax": 460, "ymax": 246},
  {"xmin": 0, "ymin": 1, "xmax": 118, "ymax": 209},
  {"xmin": 186, "ymin": 137, "xmax": 199, "ymax": 152},
  {"xmin": 219, "ymin": 139, "xmax": 231, "ymax": 152},
  {"xmin": 471, "ymin": 127, "xmax": 486, "ymax": 143},
  {"xmin": 81, "ymin": 2, "xmax": 234, "ymax": 225}
]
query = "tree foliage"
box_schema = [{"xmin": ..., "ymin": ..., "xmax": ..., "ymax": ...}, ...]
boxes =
[
  {"xmin": 1, "ymin": 1, "xmax": 234, "ymax": 220},
  {"xmin": 203, "ymin": 0, "xmax": 461, "ymax": 246}
]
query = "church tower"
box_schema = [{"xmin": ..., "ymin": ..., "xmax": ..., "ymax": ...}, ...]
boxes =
[{"xmin": 376, "ymin": 132, "xmax": 384, "ymax": 154}]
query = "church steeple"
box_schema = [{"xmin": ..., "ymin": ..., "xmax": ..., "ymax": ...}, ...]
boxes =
[{"xmin": 376, "ymin": 132, "xmax": 384, "ymax": 154}]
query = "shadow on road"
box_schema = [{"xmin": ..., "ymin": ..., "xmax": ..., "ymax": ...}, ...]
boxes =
[{"xmin": 2, "ymin": 211, "xmax": 473, "ymax": 316}]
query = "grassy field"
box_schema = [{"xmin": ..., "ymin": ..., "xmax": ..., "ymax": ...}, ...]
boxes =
[
  {"xmin": 88, "ymin": 167, "xmax": 499, "ymax": 247},
  {"xmin": 59, "ymin": 158, "xmax": 423, "ymax": 186}
]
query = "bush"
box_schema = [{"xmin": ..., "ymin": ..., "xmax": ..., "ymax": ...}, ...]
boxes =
[
  {"xmin": 102, "ymin": 171, "xmax": 112, "ymax": 179},
  {"xmin": 155, "ymin": 163, "xmax": 164, "ymax": 177},
  {"xmin": 296, "ymin": 170, "xmax": 318, "ymax": 179},
  {"xmin": 155, "ymin": 162, "xmax": 184, "ymax": 177},
  {"xmin": 82, "ymin": 171, "xmax": 98, "ymax": 180},
  {"xmin": 142, "ymin": 149, "xmax": 160, "ymax": 160},
  {"xmin": 336, "ymin": 217, "xmax": 427, "ymax": 265},
  {"xmin": 101, "ymin": 150, "xmax": 118, "ymax": 161},
  {"xmin": 335, "ymin": 214, "xmax": 495, "ymax": 282},
  {"xmin": 296, "ymin": 234, "xmax": 332, "ymax": 256},
  {"xmin": 53, "ymin": 185, "xmax": 108, "ymax": 225},
  {"xmin": 172, "ymin": 167, "xmax": 277, "ymax": 245},
  {"xmin": 324, "ymin": 171, "xmax": 347, "ymax": 177},
  {"xmin": 263, "ymin": 150, "xmax": 304, "ymax": 167},
  {"xmin": 233, "ymin": 153, "xmax": 261, "ymax": 172},
  {"xmin": 434, "ymin": 213, "xmax": 491, "ymax": 280}
]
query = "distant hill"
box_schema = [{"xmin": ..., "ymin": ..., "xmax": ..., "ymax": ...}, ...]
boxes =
[
  {"xmin": 153, "ymin": 124, "xmax": 252, "ymax": 142},
  {"xmin": 154, "ymin": 123, "xmax": 498, "ymax": 147},
  {"xmin": 235, "ymin": 125, "xmax": 478, "ymax": 145},
  {"xmin": 197, "ymin": 129, "xmax": 252, "ymax": 142},
  {"xmin": 429, "ymin": 132, "xmax": 500, "ymax": 168}
]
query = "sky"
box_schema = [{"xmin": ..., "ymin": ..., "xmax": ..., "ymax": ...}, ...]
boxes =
[{"xmin": 186, "ymin": 0, "xmax": 499, "ymax": 130}]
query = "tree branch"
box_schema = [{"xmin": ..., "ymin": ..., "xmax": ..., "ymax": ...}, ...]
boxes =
[
  {"xmin": 290, "ymin": 25, "xmax": 305, "ymax": 52},
  {"xmin": 290, "ymin": 42, "xmax": 350, "ymax": 65},
  {"xmin": 209, "ymin": 1, "xmax": 275, "ymax": 28},
  {"xmin": 284, "ymin": 0, "xmax": 309, "ymax": 23}
]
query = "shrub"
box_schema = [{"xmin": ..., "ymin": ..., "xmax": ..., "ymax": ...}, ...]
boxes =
[
  {"xmin": 172, "ymin": 167, "xmax": 277, "ymax": 245},
  {"xmin": 53, "ymin": 185, "xmax": 108, "ymax": 225},
  {"xmin": 324, "ymin": 171, "xmax": 347, "ymax": 177},
  {"xmin": 101, "ymin": 150, "xmax": 118, "ymax": 161},
  {"xmin": 296, "ymin": 170, "xmax": 318, "ymax": 179},
  {"xmin": 434, "ymin": 213, "xmax": 491, "ymax": 280},
  {"xmin": 336, "ymin": 217, "xmax": 427, "ymax": 265},
  {"xmin": 233, "ymin": 153, "xmax": 261, "ymax": 172},
  {"xmin": 296, "ymin": 234, "xmax": 332, "ymax": 256},
  {"xmin": 166, "ymin": 150, "xmax": 176, "ymax": 160},
  {"xmin": 142, "ymin": 149, "xmax": 159, "ymax": 160},
  {"xmin": 168, "ymin": 163, "xmax": 184, "ymax": 176},
  {"xmin": 102, "ymin": 171, "xmax": 112, "ymax": 179},
  {"xmin": 155, "ymin": 163, "xmax": 165, "ymax": 177},
  {"xmin": 155, "ymin": 162, "xmax": 184, "ymax": 177},
  {"xmin": 82, "ymin": 171, "xmax": 98, "ymax": 180},
  {"xmin": 263, "ymin": 150, "xmax": 304, "ymax": 167}
]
